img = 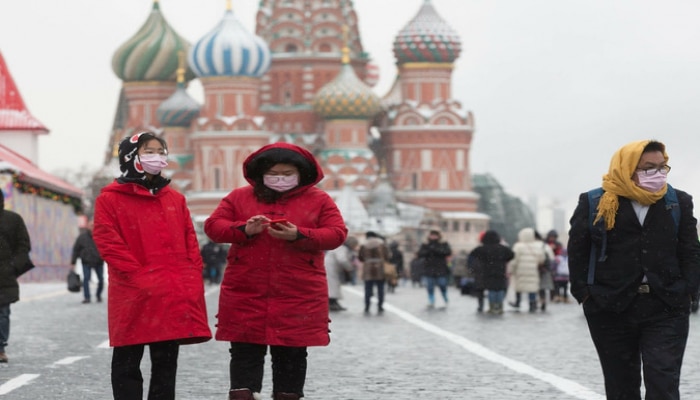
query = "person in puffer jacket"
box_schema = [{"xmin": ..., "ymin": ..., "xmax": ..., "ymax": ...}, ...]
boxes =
[
  {"xmin": 204, "ymin": 143, "xmax": 347, "ymax": 400},
  {"xmin": 93, "ymin": 132, "xmax": 212, "ymax": 400}
]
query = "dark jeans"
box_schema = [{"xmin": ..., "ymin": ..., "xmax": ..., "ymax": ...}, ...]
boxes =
[
  {"xmin": 229, "ymin": 342, "xmax": 307, "ymax": 396},
  {"xmin": 112, "ymin": 340, "xmax": 180, "ymax": 400},
  {"xmin": 584, "ymin": 293, "xmax": 689, "ymax": 400},
  {"xmin": 0, "ymin": 304, "xmax": 9, "ymax": 353},
  {"xmin": 82, "ymin": 263, "xmax": 104, "ymax": 301},
  {"xmin": 364, "ymin": 280, "xmax": 385, "ymax": 311}
]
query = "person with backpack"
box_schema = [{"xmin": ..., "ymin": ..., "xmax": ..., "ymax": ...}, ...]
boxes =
[
  {"xmin": 358, "ymin": 231, "xmax": 391, "ymax": 314},
  {"xmin": 568, "ymin": 139, "xmax": 700, "ymax": 400}
]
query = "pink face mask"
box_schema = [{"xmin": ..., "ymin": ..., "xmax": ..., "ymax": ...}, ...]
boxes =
[
  {"xmin": 139, "ymin": 154, "xmax": 168, "ymax": 175},
  {"xmin": 263, "ymin": 174, "xmax": 299, "ymax": 192},
  {"xmin": 636, "ymin": 170, "xmax": 667, "ymax": 192}
]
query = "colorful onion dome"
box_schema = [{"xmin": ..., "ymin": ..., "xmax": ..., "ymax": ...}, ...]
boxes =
[
  {"xmin": 313, "ymin": 47, "xmax": 381, "ymax": 120},
  {"xmin": 157, "ymin": 55, "xmax": 200, "ymax": 127},
  {"xmin": 188, "ymin": 5, "xmax": 271, "ymax": 78},
  {"xmin": 392, "ymin": 0, "xmax": 461, "ymax": 64},
  {"xmin": 112, "ymin": 1, "xmax": 194, "ymax": 82}
]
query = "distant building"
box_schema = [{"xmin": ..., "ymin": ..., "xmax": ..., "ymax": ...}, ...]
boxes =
[
  {"xmin": 0, "ymin": 51, "xmax": 83, "ymax": 280},
  {"xmin": 103, "ymin": 0, "xmax": 490, "ymax": 252}
]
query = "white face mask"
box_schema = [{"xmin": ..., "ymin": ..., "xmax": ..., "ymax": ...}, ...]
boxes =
[
  {"xmin": 263, "ymin": 174, "xmax": 299, "ymax": 192},
  {"xmin": 636, "ymin": 170, "xmax": 667, "ymax": 192},
  {"xmin": 138, "ymin": 154, "xmax": 168, "ymax": 175}
]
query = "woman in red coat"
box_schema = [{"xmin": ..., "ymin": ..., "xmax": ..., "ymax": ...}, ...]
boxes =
[
  {"xmin": 93, "ymin": 132, "xmax": 212, "ymax": 400},
  {"xmin": 205, "ymin": 143, "xmax": 347, "ymax": 400}
]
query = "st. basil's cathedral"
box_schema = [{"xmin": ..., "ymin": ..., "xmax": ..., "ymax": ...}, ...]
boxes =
[{"xmin": 105, "ymin": 0, "xmax": 489, "ymax": 252}]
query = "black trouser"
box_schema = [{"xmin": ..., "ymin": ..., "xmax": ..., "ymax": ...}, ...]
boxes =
[
  {"xmin": 112, "ymin": 340, "xmax": 179, "ymax": 400},
  {"xmin": 584, "ymin": 293, "xmax": 689, "ymax": 400},
  {"xmin": 229, "ymin": 342, "xmax": 307, "ymax": 396}
]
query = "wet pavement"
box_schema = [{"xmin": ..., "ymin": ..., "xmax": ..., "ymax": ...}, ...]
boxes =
[{"xmin": 2, "ymin": 281, "xmax": 700, "ymax": 399}]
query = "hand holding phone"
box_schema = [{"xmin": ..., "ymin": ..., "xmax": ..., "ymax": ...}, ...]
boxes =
[{"xmin": 269, "ymin": 218, "xmax": 288, "ymax": 225}]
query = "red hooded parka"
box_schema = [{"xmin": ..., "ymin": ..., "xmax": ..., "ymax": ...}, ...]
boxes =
[
  {"xmin": 204, "ymin": 143, "xmax": 347, "ymax": 347},
  {"xmin": 93, "ymin": 181, "xmax": 212, "ymax": 347}
]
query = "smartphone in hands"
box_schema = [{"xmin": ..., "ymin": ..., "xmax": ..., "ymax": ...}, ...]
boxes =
[{"xmin": 269, "ymin": 218, "xmax": 288, "ymax": 225}]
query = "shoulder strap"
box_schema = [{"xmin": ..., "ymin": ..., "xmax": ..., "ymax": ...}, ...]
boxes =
[
  {"xmin": 664, "ymin": 184, "xmax": 680, "ymax": 234},
  {"xmin": 587, "ymin": 185, "xmax": 681, "ymax": 286},
  {"xmin": 587, "ymin": 188, "xmax": 606, "ymax": 285}
]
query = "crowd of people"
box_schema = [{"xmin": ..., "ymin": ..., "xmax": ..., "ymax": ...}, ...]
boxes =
[{"xmin": 5, "ymin": 137, "xmax": 700, "ymax": 399}]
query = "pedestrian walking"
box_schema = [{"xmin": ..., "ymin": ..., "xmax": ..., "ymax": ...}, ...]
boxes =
[
  {"xmin": 409, "ymin": 253, "xmax": 424, "ymax": 288},
  {"xmin": 535, "ymin": 230, "xmax": 555, "ymax": 312},
  {"xmin": 358, "ymin": 231, "xmax": 391, "ymax": 314},
  {"xmin": 450, "ymin": 249, "xmax": 469, "ymax": 290},
  {"xmin": 387, "ymin": 241, "xmax": 404, "ymax": 291},
  {"xmin": 469, "ymin": 230, "xmax": 514, "ymax": 315},
  {"xmin": 0, "ymin": 189, "xmax": 31, "ymax": 363},
  {"xmin": 568, "ymin": 139, "xmax": 700, "ymax": 399},
  {"xmin": 552, "ymin": 249, "xmax": 570, "ymax": 303},
  {"xmin": 93, "ymin": 132, "xmax": 212, "ymax": 400},
  {"xmin": 204, "ymin": 143, "xmax": 347, "ymax": 400},
  {"xmin": 417, "ymin": 230, "xmax": 452, "ymax": 309},
  {"xmin": 200, "ymin": 239, "xmax": 227, "ymax": 285},
  {"xmin": 507, "ymin": 227, "xmax": 545, "ymax": 313},
  {"xmin": 70, "ymin": 218, "xmax": 105, "ymax": 304},
  {"xmin": 325, "ymin": 236, "xmax": 359, "ymax": 311}
]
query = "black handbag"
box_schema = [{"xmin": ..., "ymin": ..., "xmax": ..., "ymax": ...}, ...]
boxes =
[{"xmin": 67, "ymin": 270, "xmax": 81, "ymax": 293}]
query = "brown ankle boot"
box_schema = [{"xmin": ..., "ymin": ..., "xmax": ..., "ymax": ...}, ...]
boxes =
[
  {"xmin": 229, "ymin": 388, "xmax": 254, "ymax": 400},
  {"xmin": 273, "ymin": 393, "xmax": 301, "ymax": 400}
]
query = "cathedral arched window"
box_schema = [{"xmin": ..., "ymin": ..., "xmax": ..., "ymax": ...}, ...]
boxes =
[
  {"xmin": 319, "ymin": 43, "xmax": 331, "ymax": 52},
  {"xmin": 285, "ymin": 43, "xmax": 298, "ymax": 53}
]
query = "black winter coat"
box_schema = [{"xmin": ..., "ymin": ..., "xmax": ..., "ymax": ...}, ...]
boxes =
[
  {"xmin": 469, "ymin": 243, "xmax": 514, "ymax": 290},
  {"xmin": 568, "ymin": 190, "xmax": 700, "ymax": 313},
  {"xmin": 0, "ymin": 209, "xmax": 31, "ymax": 305},
  {"xmin": 71, "ymin": 231, "xmax": 104, "ymax": 266},
  {"xmin": 418, "ymin": 240, "xmax": 452, "ymax": 277}
]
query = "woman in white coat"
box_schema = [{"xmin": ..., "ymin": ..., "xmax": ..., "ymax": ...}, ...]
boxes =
[
  {"xmin": 325, "ymin": 236, "xmax": 358, "ymax": 311},
  {"xmin": 507, "ymin": 228, "xmax": 546, "ymax": 312}
]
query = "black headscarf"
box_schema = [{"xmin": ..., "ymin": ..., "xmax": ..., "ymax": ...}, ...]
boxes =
[{"xmin": 116, "ymin": 131, "xmax": 170, "ymax": 193}]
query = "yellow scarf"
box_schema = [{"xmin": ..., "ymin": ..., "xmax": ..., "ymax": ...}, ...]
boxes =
[{"xmin": 595, "ymin": 139, "xmax": 669, "ymax": 230}]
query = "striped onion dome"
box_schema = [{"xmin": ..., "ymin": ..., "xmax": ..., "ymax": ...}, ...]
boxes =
[
  {"xmin": 157, "ymin": 64, "xmax": 200, "ymax": 127},
  {"xmin": 392, "ymin": 0, "xmax": 461, "ymax": 64},
  {"xmin": 112, "ymin": 1, "xmax": 194, "ymax": 82},
  {"xmin": 188, "ymin": 6, "xmax": 271, "ymax": 78},
  {"xmin": 313, "ymin": 57, "xmax": 381, "ymax": 120}
]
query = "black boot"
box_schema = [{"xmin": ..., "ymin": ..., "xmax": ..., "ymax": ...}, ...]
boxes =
[
  {"xmin": 529, "ymin": 301, "xmax": 537, "ymax": 313},
  {"xmin": 273, "ymin": 392, "xmax": 300, "ymax": 400},
  {"xmin": 329, "ymin": 298, "xmax": 346, "ymax": 312},
  {"xmin": 509, "ymin": 293, "xmax": 522, "ymax": 310},
  {"xmin": 229, "ymin": 388, "xmax": 255, "ymax": 400}
]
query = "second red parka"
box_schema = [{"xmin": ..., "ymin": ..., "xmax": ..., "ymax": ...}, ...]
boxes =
[
  {"xmin": 204, "ymin": 143, "xmax": 347, "ymax": 347},
  {"xmin": 93, "ymin": 181, "xmax": 212, "ymax": 347}
]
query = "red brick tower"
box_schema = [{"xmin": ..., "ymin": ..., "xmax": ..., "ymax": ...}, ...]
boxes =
[{"xmin": 380, "ymin": 0, "xmax": 477, "ymax": 214}]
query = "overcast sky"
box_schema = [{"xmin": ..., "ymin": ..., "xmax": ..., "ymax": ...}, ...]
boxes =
[{"xmin": 2, "ymin": 0, "xmax": 700, "ymax": 215}]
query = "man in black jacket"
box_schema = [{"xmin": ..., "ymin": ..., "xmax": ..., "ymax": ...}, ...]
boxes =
[
  {"xmin": 568, "ymin": 140, "xmax": 700, "ymax": 399},
  {"xmin": 0, "ymin": 189, "xmax": 31, "ymax": 363},
  {"xmin": 71, "ymin": 219, "xmax": 104, "ymax": 303}
]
